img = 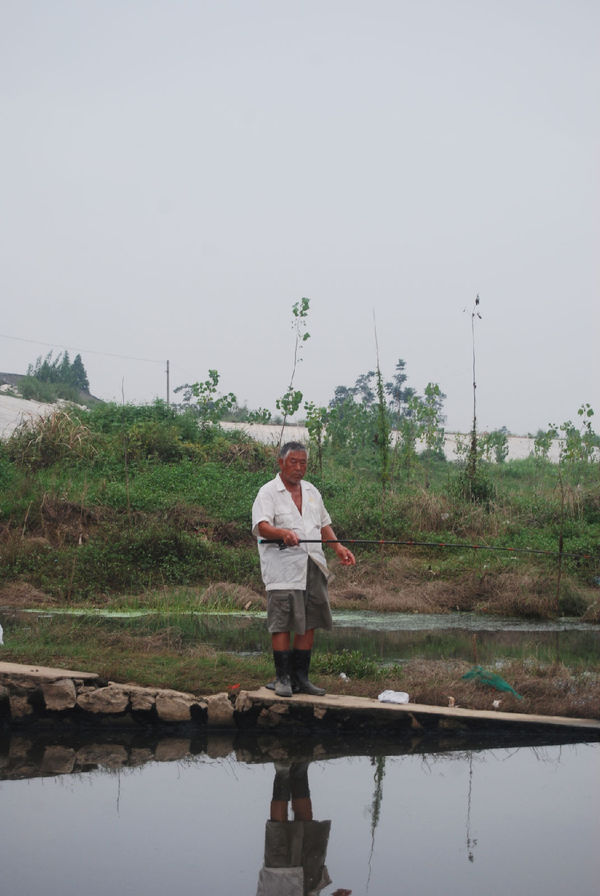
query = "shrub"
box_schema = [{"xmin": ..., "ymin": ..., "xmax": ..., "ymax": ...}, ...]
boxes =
[
  {"xmin": 18, "ymin": 375, "xmax": 85, "ymax": 405},
  {"xmin": 450, "ymin": 465, "xmax": 496, "ymax": 506},
  {"xmin": 84, "ymin": 400, "xmax": 201, "ymax": 439},
  {"xmin": 314, "ymin": 648, "xmax": 379, "ymax": 678},
  {"xmin": 124, "ymin": 421, "xmax": 186, "ymax": 462},
  {"xmin": 6, "ymin": 411, "xmax": 98, "ymax": 470}
]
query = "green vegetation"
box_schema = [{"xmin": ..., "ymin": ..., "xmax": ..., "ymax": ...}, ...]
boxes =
[
  {"xmin": 2, "ymin": 315, "xmax": 598, "ymax": 715},
  {"xmin": 0, "ymin": 400, "xmax": 598, "ymax": 618},
  {"xmin": 17, "ymin": 350, "xmax": 93, "ymax": 404}
]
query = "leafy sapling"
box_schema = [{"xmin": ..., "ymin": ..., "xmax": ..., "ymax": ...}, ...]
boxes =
[{"xmin": 276, "ymin": 297, "xmax": 311, "ymax": 445}]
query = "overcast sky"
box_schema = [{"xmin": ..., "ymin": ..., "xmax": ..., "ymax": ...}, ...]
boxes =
[{"xmin": 1, "ymin": 0, "xmax": 598, "ymax": 435}]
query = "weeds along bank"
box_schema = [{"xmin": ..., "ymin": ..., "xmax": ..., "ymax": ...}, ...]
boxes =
[{"xmin": 0, "ymin": 403, "xmax": 598, "ymax": 618}]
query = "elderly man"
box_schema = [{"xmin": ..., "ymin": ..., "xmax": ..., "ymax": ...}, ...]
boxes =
[{"xmin": 252, "ymin": 441, "xmax": 355, "ymax": 697}]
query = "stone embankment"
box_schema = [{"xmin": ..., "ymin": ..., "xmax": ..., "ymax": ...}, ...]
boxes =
[
  {"xmin": 2, "ymin": 662, "xmax": 600, "ymax": 744},
  {"xmin": 0, "ymin": 662, "xmax": 235, "ymax": 730}
]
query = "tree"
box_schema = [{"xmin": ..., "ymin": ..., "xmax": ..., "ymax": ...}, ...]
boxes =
[
  {"xmin": 328, "ymin": 359, "xmax": 446, "ymax": 483},
  {"xmin": 552, "ymin": 404, "xmax": 598, "ymax": 467},
  {"xmin": 304, "ymin": 401, "xmax": 328, "ymax": 475},
  {"xmin": 59, "ymin": 351, "xmax": 72, "ymax": 385},
  {"xmin": 174, "ymin": 369, "xmax": 237, "ymax": 428},
  {"xmin": 374, "ymin": 362, "xmax": 391, "ymax": 490},
  {"xmin": 480, "ymin": 427, "xmax": 509, "ymax": 463},
  {"xmin": 354, "ymin": 371, "xmax": 377, "ymax": 405},
  {"xmin": 276, "ymin": 298, "xmax": 311, "ymax": 445},
  {"xmin": 326, "ymin": 394, "xmax": 373, "ymax": 451},
  {"xmin": 385, "ymin": 359, "xmax": 416, "ymax": 424},
  {"xmin": 26, "ymin": 350, "xmax": 91, "ymax": 394},
  {"xmin": 71, "ymin": 354, "xmax": 90, "ymax": 392}
]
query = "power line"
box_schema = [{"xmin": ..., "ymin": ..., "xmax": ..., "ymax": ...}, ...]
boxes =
[{"xmin": 0, "ymin": 332, "xmax": 164, "ymax": 365}]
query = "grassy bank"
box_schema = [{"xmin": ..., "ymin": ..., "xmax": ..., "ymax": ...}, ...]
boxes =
[
  {"xmin": 0, "ymin": 403, "xmax": 598, "ymax": 613},
  {"xmin": 0, "ymin": 403, "xmax": 599, "ymax": 719}
]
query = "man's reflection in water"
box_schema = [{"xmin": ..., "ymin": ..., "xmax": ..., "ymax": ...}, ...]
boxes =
[{"xmin": 256, "ymin": 761, "xmax": 351, "ymax": 896}]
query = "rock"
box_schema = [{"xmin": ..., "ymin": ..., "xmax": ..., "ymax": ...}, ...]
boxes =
[
  {"xmin": 128, "ymin": 686, "xmax": 157, "ymax": 712},
  {"xmin": 206, "ymin": 692, "xmax": 234, "ymax": 727},
  {"xmin": 234, "ymin": 690, "xmax": 254, "ymax": 712},
  {"xmin": 258, "ymin": 704, "xmax": 290, "ymax": 727},
  {"xmin": 76, "ymin": 743, "xmax": 128, "ymax": 768},
  {"xmin": 0, "ymin": 684, "xmax": 10, "ymax": 718},
  {"xmin": 8, "ymin": 735, "xmax": 31, "ymax": 761},
  {"xmin": 77, "ymin": 685, "xmax": 130, "ymax": 715},
  {"xmin": 155, "ymin": 739, "xmax": 191, "ymax": 762},
  {"xmin": 9, "ymin": 695, "xmax": 33, "ymax": 719},
  {"xmin": 42, "ymin": 678, "xmax": 77, "ymax": 711},
  {"xmin": 155, "ymin": 689, "xmax": 195, "ymax": 722},
  {"xmin": 41, "ymin": 746, "xmax": 76, "ymax": 775},
  {"xmin": 206, "ymin": 735, "xmax": 235, "ymax": 759},
  {"xmin": 130, "ymin": 747, "xmax": 154, "ymax": 766}
]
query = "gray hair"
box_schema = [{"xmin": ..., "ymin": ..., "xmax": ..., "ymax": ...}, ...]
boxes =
[{"xmin": 279, "ymin": 441, "xmax": 308, "ymax": 459}]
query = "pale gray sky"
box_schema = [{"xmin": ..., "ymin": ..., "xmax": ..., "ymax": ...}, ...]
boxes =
[{"xmin": 1, "ymin": 0, "xmax": 598, "ymax": 435}]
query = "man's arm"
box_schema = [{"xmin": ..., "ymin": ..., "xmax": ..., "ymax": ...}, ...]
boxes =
[
  {"xmin": 257, "ymin": 520, "xmax": 300, "ymax": 547},
  {"xmin": 321, "ymin": 524, "xmax": 356, "ymax": 566}
]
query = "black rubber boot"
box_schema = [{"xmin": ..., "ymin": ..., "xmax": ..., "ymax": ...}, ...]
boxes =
[
  {"xmin": 273, "ymin": 650, "xmax": 293, "ymax": 697},
  {"xmin": 292, "ymin": 649, "xmax": 326, "ymax": 696},
  {"xmin": 266, "ymin": 677, "xmax": 300, "ymax": 693}
]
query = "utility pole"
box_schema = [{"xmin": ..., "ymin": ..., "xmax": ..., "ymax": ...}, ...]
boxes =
[{"xmin": 166, "ymin": 359, "xmax": 170, "ymax": 405}]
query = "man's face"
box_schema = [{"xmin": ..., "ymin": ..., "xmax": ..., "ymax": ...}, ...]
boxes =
[{"xmin": 278, "ymin": 450, "xmax": 307, "ymax": 487}]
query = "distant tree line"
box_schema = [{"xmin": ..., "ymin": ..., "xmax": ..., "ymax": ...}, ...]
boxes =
[
  {"xmin": 27, "ymin": 351, "xmax": 90, "ymax": 392},
  {"xmin": 17, "ymin": 351, "xmax": 92, "ymax": 405}
]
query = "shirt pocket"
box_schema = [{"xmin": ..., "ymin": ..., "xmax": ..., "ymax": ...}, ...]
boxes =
[
  {"xmin": 303, "ymin": 497, "xmax": 324, "ymax": 530},
  {"xmin": 274, "ymin": 511, "xmax": 295, "ymax": 528}
]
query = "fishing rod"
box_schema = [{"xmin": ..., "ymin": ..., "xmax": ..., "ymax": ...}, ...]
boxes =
[{"xmin": 259, "ymin": 538, "xmax": 597, "ymax": 560}]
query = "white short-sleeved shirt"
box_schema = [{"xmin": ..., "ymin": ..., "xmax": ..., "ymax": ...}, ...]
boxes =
[{"xmin": 252, "ymin": 474, "xmax": 332, "ymax": 590}]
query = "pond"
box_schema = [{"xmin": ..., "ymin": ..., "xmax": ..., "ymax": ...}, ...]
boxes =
[
  {"xmin": 14, "ymin": 608, "xmax": 600, "ymax": 668},
  {"xmin": 0, "ymin": 730, "xmax": 598, "ymax": 896}
]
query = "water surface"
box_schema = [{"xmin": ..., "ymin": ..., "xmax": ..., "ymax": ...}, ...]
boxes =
[
  {"xmin": 1, "ymin": 732, "xmax": 598, "ymax": 896},
  {"xmin": 12, "ymin": 608, "xmax": 600, "ymax": 667}
]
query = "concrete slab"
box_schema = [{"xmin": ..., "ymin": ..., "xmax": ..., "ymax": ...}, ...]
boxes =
[
  {"xmin": 0, "ymin": 661, "xmax": 99, "ymax": 682},
  {"xmin": 243, "ymin": 687, "xmax": 600, "ymax": 732}
]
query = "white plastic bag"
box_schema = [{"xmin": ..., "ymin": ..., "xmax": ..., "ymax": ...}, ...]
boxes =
[{"xmin": 377, "ymin": 689, "xmax": 409, "ymax": 704}]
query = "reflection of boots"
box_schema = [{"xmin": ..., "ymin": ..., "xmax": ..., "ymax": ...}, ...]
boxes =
[
  {"xmin": 272, "ymin": 763, "xmax": 292, "ymax": 801},
  {"xmin": 289, "ymin": 762, "xmax": 310, "ymax": 799},
  {"xmin": 292, "ymin": 649, "xmax": 326, "ymax": 696},
  {"xmin": 273, "ymin": 650, "xmax": 293, "ymax": 697}
]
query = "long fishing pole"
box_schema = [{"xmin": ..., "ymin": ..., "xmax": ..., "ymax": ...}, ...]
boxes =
[{"xmin": 258, "ymin": 538, "xmax": 597, "ymax": 560}]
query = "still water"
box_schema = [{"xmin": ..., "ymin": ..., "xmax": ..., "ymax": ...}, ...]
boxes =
[
  {"xmin": 1, "ymin": 733, "xmax": 598, "ymax": 896},
  {"xmin": 18, "ymin": 608, "xmax": 600, "ymax": 667}
]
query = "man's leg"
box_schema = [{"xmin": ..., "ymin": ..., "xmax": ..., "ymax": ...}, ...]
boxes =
[
  {"xmin": 292, "ymin": 630, "xmax": 314, "ymax": 650},
  {"xmin": 271, "ymin": 632, "xmax": 293, "ymax": 697}
]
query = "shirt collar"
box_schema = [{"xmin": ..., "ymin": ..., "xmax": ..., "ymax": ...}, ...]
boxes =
[{"xmin": 276, "ymin": 473, "xmax": 309, "ymax": 492}]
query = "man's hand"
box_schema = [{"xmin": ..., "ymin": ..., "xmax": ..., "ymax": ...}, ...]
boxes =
[
  {"xmin": 281, "ymin": 529, "xmax": 299, "ymax": 547},
  {"xmin": 257, "ymin": 521, "xmax": 299, "ymax": 547},
  {"xmin": 334, "ymin": 544, "xmax": 356, "ymax": 566},
  {"xmin": 321, "ymin": 525, "xmax": 356, "ymax": 565}
]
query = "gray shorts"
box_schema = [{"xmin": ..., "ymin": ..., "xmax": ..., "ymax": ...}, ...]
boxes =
[
  {"xmin": 267, "ymin": 558, "xmax": 333, "ymax": 635},
  {"xmin": 263, "ymin": 819, "xmax": 331, "ymax": 879}
]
